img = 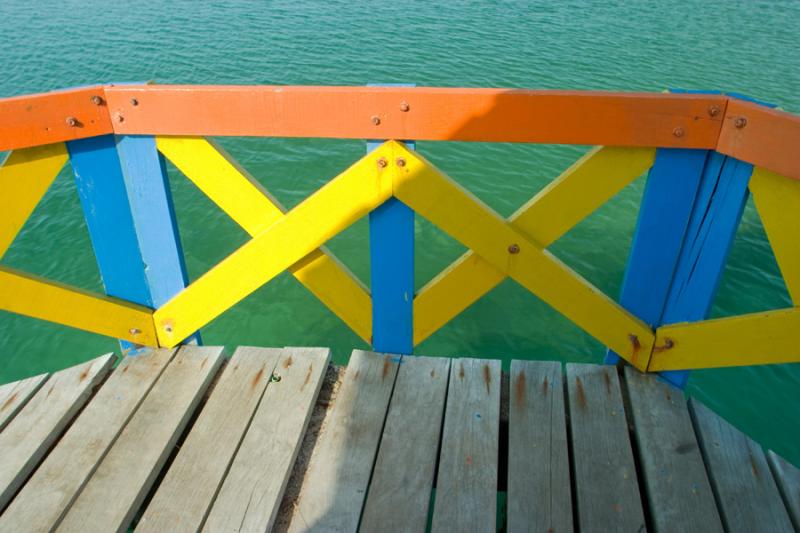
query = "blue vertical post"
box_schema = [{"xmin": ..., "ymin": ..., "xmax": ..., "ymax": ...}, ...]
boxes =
[
  {"xmin": 368, "ymin": 84, "xmax": 415, "ymax": 354},
  {"xmin": 68, "ymin": 134, "xmax": 196, "ymax": 353}
]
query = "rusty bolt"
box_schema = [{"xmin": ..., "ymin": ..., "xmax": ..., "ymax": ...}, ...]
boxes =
[
  {"xmin": 734, "ymin": 117, "xmax": 747, "ymax": 129},
  {"xmin": 399, "ymin": 101, "xmax": 410, "ymax": 112},
  {"xmin": 90, "ymin": 95, "xmax": 104, "ymax": 106},
  {"xmin": 371, "ymin": 115, "xmax": 381, "ymax": 125},
  {"xmin": 129, "ymin": 328, "xmax": 141, "ymax": 335},
  {"xmin": 65, "ymin": 116, "xmax": 78, "ymax": 127},
  {"xmin": 396, "ymin": 157, "xmax": 406, "ymax": 167},
  {"xmin": 114, "ymin": 113, "xmax": 125, "ymax": 123},
  {"xmin": 673, "ymin": 127, "xmax": 685, "ymax": 138},
  {"xmin": 508, "ymin": 244, "xmax": 520, "ymax": 254},
  {"xmin": 130, "ymin": 98, "xmax": 139, "ymax": 106},
  {"xmin": 164, "ymin": 325, "xmax": 173, "ymax": 334},
  {"xmin": 377, "ymin": 157, "xmax": 388, "ymax": 168},
  {"xmin": 708, "ymin": 105, "xmax": 720, "ymax": 117}
]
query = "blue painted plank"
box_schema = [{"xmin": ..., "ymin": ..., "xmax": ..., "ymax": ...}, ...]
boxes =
[
  {"xmin": 68, "ymin": 134, "xmax": 196, "ymax": 351},
  {"xmin": 367, "ymin": 82, "xmax": 415, "ymax": 354}
]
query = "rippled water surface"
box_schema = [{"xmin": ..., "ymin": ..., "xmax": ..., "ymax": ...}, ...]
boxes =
[{"xmin": 1, "ymin": 0, "xmax": 798, "ymax": 463}]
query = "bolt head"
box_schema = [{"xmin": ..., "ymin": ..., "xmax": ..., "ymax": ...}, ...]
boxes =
[
  {"xmin": 130, "ymin": 97, "xmax": 139, "ymax": 106},
  {"xmin": 377, "ymin": 157, "xmax": 388, "ymax": 168},
  {"xmin": 371, "ymin": 115, "xmax": 381, "ymax": 125},
  {"xmin": 508, "ymin": 244, "xmax": 520, "ymax": 254},
  {"xmin": 673, "ymin": 127, "xmax": 685, "ymax": 138},
  {"xmin": 734, "ymin": 117, "xmax": 747, "ymax": 129},
  {"xmin": 65, "ymin": 116, "xmax": 78, "ymax": 127},
  {"xmin": 396, "ymin": 157, "xmax": 406, "ymax": 167},
  {"xmin": 708, "ymin": 105, "xmax": 720, "ymax": 117},
  {"xmin": 129, "ymin": 328, "xmax": 141, "ymax": 335},
  {"xmin": 164, "ymin": 325, "xmax": 173, "ymax": 334},
  {"xmin": 114, "ymin": 113, "xmax": 125, "ymax": 123},
  {"xmin": 399, "ymin": 101, "xmax": 410, "ymax": 112},
  {"xmin": 91, "ymin": 95, "xmax": 104, "ymax": 106}
]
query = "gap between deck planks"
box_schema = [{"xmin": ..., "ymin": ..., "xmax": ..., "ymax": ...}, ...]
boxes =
[{"xmin": 0, "ymin": 372, "xmax": 48, "ymax": 432}]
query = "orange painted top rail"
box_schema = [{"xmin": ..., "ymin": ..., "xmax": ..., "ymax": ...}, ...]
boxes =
[{"xmin": 1, "ymin": 85, "xmax": 798, "ymax": 179}]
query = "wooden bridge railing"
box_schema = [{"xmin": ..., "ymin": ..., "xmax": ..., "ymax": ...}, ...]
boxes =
[{"xmin": 1, "ymin": 85, "xmax": 799, "ymax": 387}]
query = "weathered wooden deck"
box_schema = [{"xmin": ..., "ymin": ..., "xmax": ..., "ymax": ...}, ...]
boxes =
[{"xmin": 0, "ymin": 346, "xmax": 797, "ymax": 532}]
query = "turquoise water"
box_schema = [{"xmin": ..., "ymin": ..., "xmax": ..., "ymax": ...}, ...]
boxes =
[{"xmin": 0, "ymin": 1, "xmax": 798, "ymax": 464}]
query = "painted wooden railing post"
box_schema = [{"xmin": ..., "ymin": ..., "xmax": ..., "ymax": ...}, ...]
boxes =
[
  {"xmin": 68, "ymin": 134, "xmax": 195, "ymax": 353},
  {"xmin": 367, "ymin": 84, "xmax": 415, "ymax": 354}
]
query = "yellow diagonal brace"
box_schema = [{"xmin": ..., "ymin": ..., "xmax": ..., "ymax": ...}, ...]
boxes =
[
  {"xmin": 156, "ymin": 136, "xmax": 371, "ymax": 341},
  {"xmin": 0, "ymin": 266, "xmax": 156, "ymax": 345},
  {"xmin": 393, "ymin": 144, "xmax": 654, "ymax": 370},
  {"xmin": 153, "ymin": 142, "xmax": 397, "ymax": 346},
  {"xmin": 749, "ymin": 167, "xmax": 800, "ymax": 304},
  {"xmin": 0, "ymin": 143, "xmax": 68, "ymax": 259},
  {"xmin": 414, "ymin": 146, "xmax": 655, "ymax": 345},
  {"xmin": 650, "ymin": 307, "xmax": 800, "ymax": 370}
]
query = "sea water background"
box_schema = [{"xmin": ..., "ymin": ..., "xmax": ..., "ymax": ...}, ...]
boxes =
[{"xmin": 0, "ymin": 0, "xmax": 798, "ymax": 463}]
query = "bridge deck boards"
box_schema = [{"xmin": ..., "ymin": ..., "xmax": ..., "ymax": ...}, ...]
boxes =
[{"xmin": 0, "ymin": 347, "xmax": 796, "ymax": 532}]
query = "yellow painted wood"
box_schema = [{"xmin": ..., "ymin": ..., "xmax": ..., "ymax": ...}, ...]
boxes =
[
  {"xmin": 153, "ymin": 142, "xmax": 397, "ymax": 345},
  {"xmin": 0, "ymin": 143, "xmax": 68, "ymax": 258},
  {"xmin": 393, "ymin": 144, "xmax": 654, "ymax": 370},
  {"xmin": 650, "ymin": 307, "xmax": 800, "ymax": 371},
  {"xmin": 0, "ymin": 266, "xmax": 157, "ymax": 345},
  {"xmin": 156, "ymin": 136, "xmax": 371, "ymax": 341},
  {"xmin": 414, "ymin": 146, "xmax": 655, "ymax": 345},
  {"xmin": 749, "ymin": 167, "xmax": 800, "ymax": 304}
]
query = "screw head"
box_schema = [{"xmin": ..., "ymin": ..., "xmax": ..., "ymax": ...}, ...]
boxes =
[
  {"xmin": 508, "ymin": 244, "xmax": 520, "ymax": 254},
  {"xmin": 399, "ymin": 101, "xmax": 410, "ymax": 112},
  {"xmin": 65, "ymin": 116, "xmax": 78, "ymax": 127},
  {"xmin": 734, "ymin": 117, "xmax": 747, "ymax": 129},
  {"xmin": 90, "ymin": 95, "xmax": 104, "ymax": 106},
  {"xmin": 371, "ymin": 115, "xmax": 381, "ymax": 125},
  {"xmin": 396, "ymin": 157, "xmax": 406, "ymax": 167},
  {"xmin": 114, "ymin": 113, "xmax": 125, "ymax": 123},
  {"xmin": 164, "ymin": 324, "xmax": 173, "ymax": 334},
  {"xmin": 673, "ymin": 127, "xmax": 685, "ymax": 138},
  {"xmin": 130, "ymin": 97, "xmax": 139, "ymax": 106},
  {"xmin": 708, "ymin": 105, "xmax": 720, "ymax": 117},
  {"xmin": 129, "ymin": 328, "xmax": 141, "ymax": 335},
  {"xmin": 377, "ymin": 157, "xmax": 388, "ymax": 168},
  {"xmin": 270, "ymin": 373, "xmax": 282, "ymax": 383}
]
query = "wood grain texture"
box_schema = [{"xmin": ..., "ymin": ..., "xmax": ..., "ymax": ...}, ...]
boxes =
[
  {"xmin": 287, "ymin": 350, "xmax": 399, "ymax": 533},
  {"xmin": 360, "ymin": 356, "xmax": 450, "ymax": 532},
  {"xmin": 0, "ymin": 372, "xmax": 48, "ymax": 432},
  {"xmin": 767, "ymin": 450, "xmax": 800, "ymax": 531},
  {"xmin": 431, "ymin": 358, "xmax": 501, "ymax": 533},
  {"xmin": 623, "ymin": 367, "xmax": 722, "ymax": 532},
  {"xmin": 690, "ymin": 400, "xmax": 794, "ymax": 532},
  {"xmin": 0, "ymin": 349, "xmax": 175, "ymax": 532},
  {"xmin": 137, "ymin": 347, "xmax": 282, "ymax": 533},
  {"xmin": 566, "ymin": 363, "xmax": 645, "ymax": 532},
  {"xmin": 57, "ymin": 346, "xmax": 225, "ymax": 533},
  {"xmin": 204, "ymin": 347, "xmax": 330, "ymax": 533},
  {"xmin": 0, "ymin": 353, "xmax": 113, "ymax": 510},
  {"xmin": 507, "ymin": 360, "xmax": 573, "ymax": 533}
]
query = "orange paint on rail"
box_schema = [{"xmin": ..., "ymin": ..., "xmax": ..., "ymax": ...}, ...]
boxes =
[
  {"xmin": 0, "ymin": 86, "xmax": 113, "ymax": 151},
  {"xmin": 103, "ymin": 85, "xmax": 726, "ymax": 148},
  {"xmin": 716, "ymin": 99, "xmax": 800, "ymax": 181}
]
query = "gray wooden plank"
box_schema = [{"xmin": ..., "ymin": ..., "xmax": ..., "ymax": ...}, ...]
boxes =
[
  {"xmin": 57, "ymin": 345, "xmax": 225, "ymax": 533},
  {"xmin": 286, "ymin": 349, "xmax": 399, "ymax": 533},
  {"xmin": 0, "ymin": 372, "xmax": 49, "ymax": 432},
  {"xmin": 0, "ymin": 353, "xmax": 114, "ymax": 510},
  {"xmin": 507, "ymin": 360, "xmax": 573, "ymax": 533},
  {"xmin": 0, "ymin": 348, "xmax": 176, "ymax": 532},
  {"xmin": 360, "ymin": 355, "xmax": 450, "ymax": 533},
  {"xmin": 767, "ymin": 450, "xmax": 800, "ymax": 531},
  {"xmin": 431, "ymin": 358, "xmax": 501, "ymax": 533},
  {"xmin": 204, "ymin": 347, "xmax": 331, "ymax": 533},
  {"xmin": 624, "ymin": 367, "xmax": 722, "ymax": 533},
  {"xmin": 566, "ymin": 363, "xmax": 645, "ymax": 532},
  {"xmin": 136, "ymin": 347, "xmax": 282, "ymax": 533},
  {"xmin": 690, "ymin": 400, "xmax": 794, "ymax": 533}
]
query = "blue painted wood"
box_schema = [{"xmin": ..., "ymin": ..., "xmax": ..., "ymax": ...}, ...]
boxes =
[
  {"xmin": 68, "ymin": 134, "xmax": 195, "ymax": 352},
  {"xmin": 367, "ymin": 82, "xmax": 415, "ymax": 354}
]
